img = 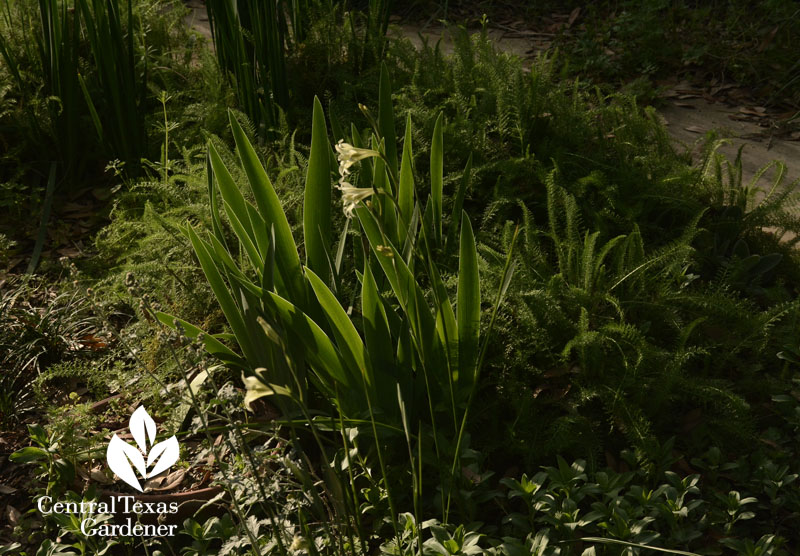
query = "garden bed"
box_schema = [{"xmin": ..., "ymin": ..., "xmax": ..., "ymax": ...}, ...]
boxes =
[{"xmin": 1, "ymin": 1, "xmax": 799, "ymax": 554}]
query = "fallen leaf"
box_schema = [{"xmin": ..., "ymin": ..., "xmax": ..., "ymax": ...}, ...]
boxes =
[
  {"xmin": 0, "ymin": 484, "xmax": 16, "ymax": 495},
  {"xmin": 145, "ymin": 468, "xmax": 186, "ymax": 492},
  {"xmin": 57, "ymin": 247, "xmax": 81, "ymax": 258},
  {"xmin": 5, "ymin": 504, "xmax": 21, "ymax": 526},
  {"xmin": 92, "ymin": 188, "xmax": 115, "ymax": 201},
  {"xmin": 90, "ymin": 467, "xmax": 113, "ymax": 484},
  {"xmin": 759, "ymin": 437, "xmax": 781, "ymax": 449},
  {"xmin": 757, "ymin": 25, "xmax": 779, "ymax": 52},
  {"xmin": 739, "ymin": 106, "xmax": 767, "ymax": 117},
  {"xmin": 461, "ymin": 466, "xmax": 481, "ymax": 484},
  {"xmin": 567, "ymin": 7, "xmax": 581, "ymax": 27},
  {"xmin": 684, "ymin": 126, "xmax": 705, "ymax": 133},
  {"xmin": 79, "ymin": 334, "xmax": 107, "ymax": 351},
  {"xmin": 673, "ymin": 102, "xmax": 696, "ymax": 109},
  {"xmin": 542, "ymin": 367, "xmax": 573, "ymax": 378},
  {"xmin": 7, "ymin": 258, "xmax": 24, "ymax": 270},
  {"xmin": 62, "ymin": 202, "xmax": 89, "ymax": 213},
  {"xmin": 710, "ymin": 84, "xmax": 734, "ymax": 96}
]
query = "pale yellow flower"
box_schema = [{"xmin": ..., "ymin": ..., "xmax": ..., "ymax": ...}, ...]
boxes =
[
  {"xmin": 337, "ymin": 181, "xmax": 376, "ymax": 218},
  {"xmin": 290, "ymin": 534, "xmax": 310, "ymax": 551},
  {"xmin": 335, "ymin": 139, "xmax": 379, "ymax": 177}
]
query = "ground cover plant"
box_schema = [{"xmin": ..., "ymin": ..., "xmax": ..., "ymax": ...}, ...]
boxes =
[{"xmin": 1, "ymin": 2, "xmax": 799, "ymax": 555}]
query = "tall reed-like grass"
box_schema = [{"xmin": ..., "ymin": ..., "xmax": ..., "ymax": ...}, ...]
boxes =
[
  {"xmin": 0, "ymin": 0, "xmax": 149, "ymax": 186},
  {"xmin": 205, "ymin": 0, "xmax": 392, "ymax": 136},
  {"xmin": 205, "ymin": 0, "xmax": 293, "ymax": 136},
  {"xmin": 0, "ymin": 0, "xmax": 82, "ymax": 176},
  {"xmin": 77, "ymin": 0, "xmax": 147, "ymax": 167}
]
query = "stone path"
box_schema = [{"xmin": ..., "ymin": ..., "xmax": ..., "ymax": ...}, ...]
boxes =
[{"xmin": 660, "ymin": 97, "xmax": 798, "ymax": 187}]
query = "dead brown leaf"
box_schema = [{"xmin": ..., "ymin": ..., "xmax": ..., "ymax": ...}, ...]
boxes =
[
  {"xmin": 757, "ymin": 26, "xmax": 779, "ymax": 53},
  {"xmin": 0, "ymin": 484, "xmax": 16, "ymax": 495},
  {"xmin": 739, "ymin": 106, "xmax": 767, "ymax": 117},
  {"xmin": 79, "ymin": 334, "xmax": 108, "ymax": 351},
  {"xmin": 5, "ymin": 504, "xmax": 21, "ymax": 526},
  {"xmin": 710, "ymin": 84, "xmax": 735, "ymax": 96},
  {"xmin": 759, "ymin": 437, "xmax": 782, "ymax": 449},
  {"xmin": 145, "ymin": 468, "xmax": 186, "ymax": 492},
  {"xmin": 62, "ymin": 202, "xmax": 88, "ymax": 213},
  {"xmin": 567, "ymin": 7, "xmax": 581, "ymax": 27},
  {"xmin": 684, "ymin": 126, "xmax": 705, "ymax": 134},
  {"xmin": 57, "ymin": 247, "xmax": 81, "ymax": 258},
  {"xmin": 90, "ymin": 467, "xmax": 113, "ymax": 484}
]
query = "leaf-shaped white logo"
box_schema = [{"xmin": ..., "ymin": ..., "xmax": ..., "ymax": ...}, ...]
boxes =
[{"xmin": 106, "ymin": 406, "xmax": 180, "ymax": 492}]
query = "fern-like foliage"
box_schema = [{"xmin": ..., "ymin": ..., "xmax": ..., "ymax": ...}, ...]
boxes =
[
  {"xmin": 692, "ymin": 139, "xmax": 800, "ymax": 297},
  {"xmin": 475, "ymin": 174, "xmax": 798, "ymax": 469},
  {"xmin": 383, "ymin": 27, "xmax": 707, "ymax": 256}
]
